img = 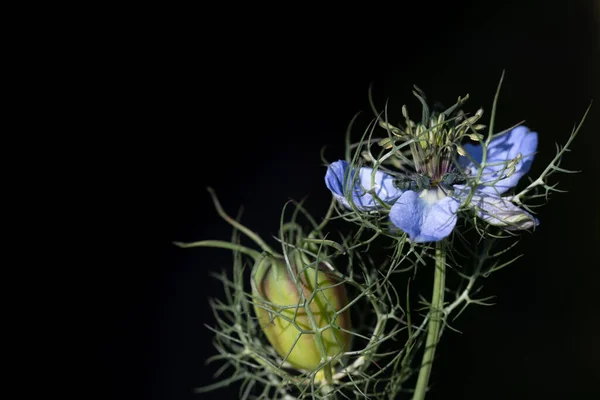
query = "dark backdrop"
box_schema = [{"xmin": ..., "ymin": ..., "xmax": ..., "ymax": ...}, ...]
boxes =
[{"xmin": 101, "ymin": 1, "xmax": 599, "ymax": 399}]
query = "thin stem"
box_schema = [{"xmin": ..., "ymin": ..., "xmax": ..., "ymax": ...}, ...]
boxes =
[
  {"xmin": 303, "ymin": 297, "xmax": 334, "ymax": 385},
  {"xmin": 312, "ymin": 198, "xmax": 336, "ymax": 236},
  {"xmin": 206, "ymin": 187, "xmax": 277, "ymax": 255},
  {"xmin": 511, "ymin": 101, "xmax": 592, "ymax": 205},
  {"xmin": 173, "ymin": 240, "xmax": 261, "ymax": 260},
  {"xmin": 412, "ymin": 241, "xmax": 446, "ymax": 400}
]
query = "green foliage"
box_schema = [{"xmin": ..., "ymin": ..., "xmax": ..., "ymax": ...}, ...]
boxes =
[
  {"xmin": 174, "ymin": 73, "xmax": 591, "ymax": 399},
  {"xmin": 175, "ymin": 192, "xmax": 542, "ymax": 399}
]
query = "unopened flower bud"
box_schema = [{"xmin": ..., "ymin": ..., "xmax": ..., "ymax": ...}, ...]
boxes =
[{"xmin": 251, "ymin": 255, "xmax": 352, "ymax": 372}]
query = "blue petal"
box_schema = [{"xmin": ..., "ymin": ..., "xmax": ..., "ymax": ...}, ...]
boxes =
[
  {"xmin": 324, "ymin": 160, "xmax": 402, "ymax": 211},
  {"xmin": 469, "ymin": 192, "xmax": 539, "ymax": 230},
  {"xmin": 389, "ymin": 189, "xmax": 460, "ymax": 243},
  {"xmin": 459, "ymin": 126, "xmax": 538, "ymax": 194}
]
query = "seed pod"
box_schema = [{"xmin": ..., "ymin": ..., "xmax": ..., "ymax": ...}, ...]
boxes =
[{"xmin": 251, "ymin": 254, "xmax": 352, "ymax": 372}]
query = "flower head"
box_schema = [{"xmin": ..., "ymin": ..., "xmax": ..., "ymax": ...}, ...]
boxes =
[{"xmin": 325, "ymin": 93, "xmax": 540, "ymax": 243}]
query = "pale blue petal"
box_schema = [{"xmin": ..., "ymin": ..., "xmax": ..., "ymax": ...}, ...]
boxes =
[
  {"xmin": 324, "ymin": 160, "xmax": 402, "ymax": 211},
  {"xmin": 389, "ymin": 189, "xmax": 460, "ymax": 243},
  {"xmin": 459, "ymin": 126, "xmax": 538, "ymax": 194},
  {"xmin": 469, "ymin": 192, "xmax": 539, "ymax": 230}
]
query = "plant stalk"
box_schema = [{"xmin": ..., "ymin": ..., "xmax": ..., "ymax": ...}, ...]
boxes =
[{"xmin": 412, "ymin": 241, "xmax": 446, "ymax": 400}]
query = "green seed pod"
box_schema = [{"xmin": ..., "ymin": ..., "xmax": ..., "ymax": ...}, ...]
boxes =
[{"xmin": 251, "ymin": 253, "xmax": 352, "ymax": 373}]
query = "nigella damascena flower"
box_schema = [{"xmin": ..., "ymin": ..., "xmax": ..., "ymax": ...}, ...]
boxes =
[{"xmin": 325, "ymin": 126, "xmax": 539, "ymax": 243}]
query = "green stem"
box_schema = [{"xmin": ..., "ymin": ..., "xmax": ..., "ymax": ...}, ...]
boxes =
[
  {"xmin": 173, "ymin": 240, "xmax": 261, "ymax": 260},
  {"xmin": 304, "ymin": 298, "xmax": 334, "ymax": 385},
  {"xmin": 206, "ymin": 187, "xmax": 277, "ymax": 255},
  {"xmin": 412, "ymin": 241, "xmax": 446, "ymax": 400}
]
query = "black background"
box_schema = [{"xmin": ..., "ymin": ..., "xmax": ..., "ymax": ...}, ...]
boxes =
[{"xmin": 101, "ymin": 1, "xmax": 599, "ymax": 399}]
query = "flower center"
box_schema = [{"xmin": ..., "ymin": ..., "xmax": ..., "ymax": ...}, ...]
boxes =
[
  {"xmin": 379, "ymin": 90, "xmax": 485, "ymax": 193},
  {"xmin": 394, "ymin": 171, "xmax": 465, "ymax": 194},
  {"xmin": 419, "ymin": 187, "xmax": 446, "ymax": 204}
]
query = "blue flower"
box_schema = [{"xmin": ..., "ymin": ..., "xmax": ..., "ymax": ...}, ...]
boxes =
[
  {"xmin": 325, "ymin": 126, "xmax": 540, "ymax": 243},
  {"xmin": 324, "ymin": 160, "xmax": 402, "ymax": 211}
]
